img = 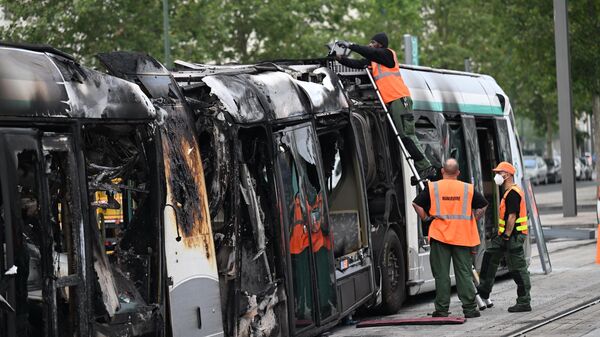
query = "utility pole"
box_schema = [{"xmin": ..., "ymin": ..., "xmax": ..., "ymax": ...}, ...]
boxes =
[
  {"xmin": 553, "ymin": 0, "xmax": 577, "ymax": 216},
  {"xmin": 163, "ymin": 0, "xmax": 171, "ymax": 69}
]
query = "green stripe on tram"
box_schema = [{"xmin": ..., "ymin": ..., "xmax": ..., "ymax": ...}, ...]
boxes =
[{"xmin": 412, "ymin": 100, "xmax": 504, "ymax": 116}]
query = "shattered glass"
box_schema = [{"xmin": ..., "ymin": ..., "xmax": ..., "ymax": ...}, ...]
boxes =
[
  {"xmin": 414, "ymin": 111, "xmax": 448, "ymax": 171},
  {"xmin": 278, "ymin": 124, "xmax": 337, "ymax": 328}
]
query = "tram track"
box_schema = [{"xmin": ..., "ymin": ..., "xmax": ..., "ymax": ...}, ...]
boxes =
[{"xmin": 504, "ymin": 295, "xmax": 600, "ymax": 337}]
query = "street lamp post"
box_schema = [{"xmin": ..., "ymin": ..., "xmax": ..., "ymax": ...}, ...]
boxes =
[
  {"xmin": 163, "ymin": 0, "xmax": 171, "ymax": 69},
  {"xmin": 553, "ymin": 0, "xmax": 577, "ymax": 217}
]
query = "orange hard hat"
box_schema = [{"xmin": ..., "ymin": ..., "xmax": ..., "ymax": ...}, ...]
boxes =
[{"xmin": 492, "ymin": 161, "xmax": 516, "ymax": 175}]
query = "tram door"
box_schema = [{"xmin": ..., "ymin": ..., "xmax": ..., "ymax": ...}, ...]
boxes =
[
  {"xmin": 0, "ymin": 129, "xmax": 85, "ymax": 337},
  {"xmin": 275, "ymin": 123, "xmax": 338, "ymax": 335}
]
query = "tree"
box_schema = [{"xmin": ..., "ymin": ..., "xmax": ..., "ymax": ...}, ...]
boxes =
[
  {"xmin": 2, "ymin": 0, "xmax": 595, "ymax": 167},
  {"xmin": 473, "ymin": 1, "xmax": 558, "ymax": 159},
  {"xmin": 570, "ymin": 0, "xmax": 600, "ymax": 179},
  {"xmin": 169, "ymin": 0, "xmax": 361, "ymax": 64},
  {"xmin": 169, "ymin": 0, "xmax": 423, "ymax": 64},
  {"xmin": 0, "ymin": 0, "xmax": 164, "ymax": 66},
  {"xmin": 348, "ymin": 0, "xmax": 423, "ymax": 51},
  {"xmin": 420, "ymin": 0, "xmax": 502, "ymax": 71}
]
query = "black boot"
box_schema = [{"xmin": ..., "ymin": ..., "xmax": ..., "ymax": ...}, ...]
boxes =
[{"xmin": 508, "ymin": 303, "xmax": 532, "ymax": 312}]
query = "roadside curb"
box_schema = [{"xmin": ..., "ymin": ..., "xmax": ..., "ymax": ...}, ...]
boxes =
[
  {"xmin": 532, "ymin": 240, "xmax": 596, "ymax": 259},
  {"xmin": 538, "ymin": 204, "xmax": 596, "ymax": 213}
]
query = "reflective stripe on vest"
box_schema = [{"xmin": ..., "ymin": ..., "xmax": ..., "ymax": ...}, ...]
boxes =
[
  {"xmin": 373, "ymin": 63, "xmax": 403, "ymax": 81},
  {"xmin": 427, "ymin": 180, "xmax": 480, "ymax": 247},
  {"xmin": 498, "ymin": 185, "xmax": 528, "ymax": 235},
  {"xmin": 431, "ymin": 181, "xmax": 472, "ymax": 220},
  {"xmin": 370, "ymin": 48, "xmax": 411, "ymax": 104}
]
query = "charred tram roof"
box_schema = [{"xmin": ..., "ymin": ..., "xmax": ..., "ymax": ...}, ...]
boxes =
[
  {"xmin": 0, "ymin": 43, "xmax": 157, "ymax": 120},
  {"xmin": 172, "ymin": 61, "xmax": 350, "ymax": 124}
]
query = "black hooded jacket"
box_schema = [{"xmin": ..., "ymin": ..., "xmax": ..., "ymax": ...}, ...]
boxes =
[{"xmin": 338, "ymin": 44, "xmax": 396, "ymax": 69}]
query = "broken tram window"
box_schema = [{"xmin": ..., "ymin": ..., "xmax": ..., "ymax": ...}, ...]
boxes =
[{"xmin": 83, "ymin": 124, "xmax": 162, "ymax": 334}]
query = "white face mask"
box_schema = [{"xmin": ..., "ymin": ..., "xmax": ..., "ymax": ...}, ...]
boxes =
[{"xmin": 493, "ymin": 173, "xmax": 505, "ymax": 186}]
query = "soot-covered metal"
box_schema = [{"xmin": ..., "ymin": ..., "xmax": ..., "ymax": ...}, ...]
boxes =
[
  {"xmin": 0, "ymin": 45, "xmax": 156, "ymax": 119},
  {"xmin": 2, "ymin": 44, "xmax": 364, "ymax": 337},
  {"xmin": 161, "ymin": 101, "xmax": 213, "ymax": 252},
  {"xmin": 174, "ymin": 64, "xmax": 349, "ymax": 124},
  {"xmin": 0, "ymin": 44, "xmax": 169, "ymax": 337},
  {"xmin": 171, "ymin": 62, "xmax": 355, "ymax": 337}
]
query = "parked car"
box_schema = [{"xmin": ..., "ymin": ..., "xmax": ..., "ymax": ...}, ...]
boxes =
[
  {"xmin": 574, "ymin": 158, "xmax": 583, "ymax": 180},
  {"xmin": 545, "ymin": 157, "xmax": 561, "ymax": 183},
  {"xmin": 524, "ymin": 155, "xmax": 548, "ymax": 185},
  {"xmin": 580, "ymin": 157, "xmax": 593, "ymax": 180}
]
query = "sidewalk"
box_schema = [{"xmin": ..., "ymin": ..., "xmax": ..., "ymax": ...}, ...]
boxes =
[
  {"xmin": 539, "ymin": 211, "xmax": 597, "ymax": 228},
  {"xmin": 534, "ymin": 182, "xmax": 598, "ymax": 240},
  {"xmin": 534, "ymin": 181, "xmax": 597, "ymax": 228}
]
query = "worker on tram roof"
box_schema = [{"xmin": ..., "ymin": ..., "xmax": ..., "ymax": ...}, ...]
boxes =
[{"xmin": 335, "ymin": 32, "xmax": 436, "ymax": 181}]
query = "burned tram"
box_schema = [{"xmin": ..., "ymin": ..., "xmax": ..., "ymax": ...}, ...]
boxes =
[
  {"xmin": 172, "ymin": 63, "xmax": 377, "ymax": 337},
  {"xmin": 0, "ymin": 44, "xmax": 223, "ymax": 337},
  {"xmin": 170, "ymin": 56, "xmax": 541, "ymax": 336},
  {"xmin": 1, "ymin": 42, "xmax": 541, "ymax": 337},
  {"xmin": 0, "ymin": 43, "xmax": 373, "ymax": 337}
]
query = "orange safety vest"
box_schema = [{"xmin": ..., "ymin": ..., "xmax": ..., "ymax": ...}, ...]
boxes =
[
  {"xmin": 498, "ymin": 185, "xmax": 528, "ymax": 235},
  {"xmin": 370, "ymin": 48, "xmax": 411, "ymax": 104},
  {"xmin": 427, "ymin": 180, "xmax": 480, "ymax": 247},
  {"xmin": 290, "ymin": 195, "xmax": 309, "ymax": 255}
]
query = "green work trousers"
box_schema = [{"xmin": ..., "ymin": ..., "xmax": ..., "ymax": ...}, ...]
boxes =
[
  {"xmin": 314, "ymin": 247, "xmax": 335, "ymax": 318},
  {"xmin": 388, "ymin": 97, "xmax": 431, "ymax": 172},
  {"xmin": 430, "ymin": 239, "xmax": 478, "ymax": 314},
  {"xmin": 478, "ymin": 234, "xmax": 531, "ymax": 305},
  {"xmin": 292, "ymin": 249, "xmax": 313, "ymax": 320}
]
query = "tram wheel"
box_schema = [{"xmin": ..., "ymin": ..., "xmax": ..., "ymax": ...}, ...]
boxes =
[{"xmin": 380, "ymin": 230, "xmax": 406, "ymax": 314}]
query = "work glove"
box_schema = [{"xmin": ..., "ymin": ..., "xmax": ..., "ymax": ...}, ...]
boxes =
[
  {"xmin": 491, "ymin": 235, "xmax": 509, "ymax": 250},
  {"xmin": 336, "ymin": 40, "xmax": 352, "ymax": 49}
]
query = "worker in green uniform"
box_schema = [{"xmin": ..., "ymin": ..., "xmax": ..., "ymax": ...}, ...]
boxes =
[
  {"xmin": 413, "ymin": 159, "xmax": 488, "ymax": 318},
  {"xmin": 335, "ymin": 33, "xmax": 436, "ymax": 180},
  {"xmin": 477, "ymin": 162, "xmax": 532, "ymax": 312}
]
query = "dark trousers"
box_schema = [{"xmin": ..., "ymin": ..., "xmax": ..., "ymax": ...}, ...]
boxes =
[
  {"xmin": 292, "ymin": 249, "xmax": 313, "ymax": 319},
  {"xmin": 430, "ymin": 239, "xmax": 477, "ymax": 314},
  {"xmin": 478, "ymin": 234, "xmax": 531, "ymax": 305}
]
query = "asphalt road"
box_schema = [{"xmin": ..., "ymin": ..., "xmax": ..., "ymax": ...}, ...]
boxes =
[
  {"xmin": 532, "ymin": 179, "xmax": 596, "ymax": 196},
  {"xmin": 328, "ymin": 239, "xmax": 600, "ymax": 337},
  {"xmin": 532, "ymin": 179, "xmax": 597, "ymax": 213}
]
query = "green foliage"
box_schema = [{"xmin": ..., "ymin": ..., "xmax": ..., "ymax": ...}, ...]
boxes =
[
  {"xmin": 170, "ymin": 0, "xmax": 360, "ymax": 64},
  {"xmin": 348, "ymin": 0, "xmax": 423, "ymax": 49},
  {"xmin": 1, "ymin": 0, "xmax": 164, "ymax": 66},
  {"xmin": 490, "ymin": 1, "xmax": 558, "ymax": 134},
  {"xmin": 169, "ymin": 0, "xmax": 422, "ymax": 64},
  {"xmin": 570, "ymin": 0, "xmax": 600, "ymax": 110},
  {"xmin": 0, "ymin": 0, "xmax": 596, "ymax": 144},
  {"xmin": 0, "ymin": 0, "xmax": 422, "ymax": 65},
  {"xmin": 420, "ymin": 0, "xmax": 501, "ymax": 71}
]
